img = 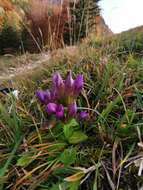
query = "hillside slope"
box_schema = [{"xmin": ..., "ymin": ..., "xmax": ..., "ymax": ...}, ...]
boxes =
[
  {"xmin": 94, "ymin": 15, "xmax": 113, "ymax": 37},
  {"xmin": 1, "ymin": 24, "xmax": 143, "ymax": 189}
]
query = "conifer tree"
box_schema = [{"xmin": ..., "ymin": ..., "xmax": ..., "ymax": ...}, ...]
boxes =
[{"xmin": 64, "ymin": 0, "xmax": 100, "ymax": 44}]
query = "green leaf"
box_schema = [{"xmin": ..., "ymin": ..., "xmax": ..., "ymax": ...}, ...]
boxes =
[
  {"xmin": 64, "ymin": 119, "xmax": 79, "ymax": 128},
  {"xmin": 63, "ymin": 119, "xmax": 79, "ymax": 140},
  {"xmin": 64, "ymin": 171, "xmax": 85, "ymax": 182},
  {"xmin": 59, "ymin": 148, "xmax": 77, "ymax": 166},
  {"xmin": 63, "ymin": 125, "xmax": 74, "ymax": 140},
  {"xmin": 17, "ymin": 153, "xmax": 34, "ymax": 167},
  {"xmin": 68, "ymin": 181, "xmax": 80, "ymax": 190},
  {"xmin": 67, "ymin": 119, "xmax": 79, "ymax": 127},
  {"xmin": 68, "ymin": 131, "xmax": 88, "ymax": 144},
  {"xmin": 49, "ymin": 181, "xmax": 79, "ymax": 190}
]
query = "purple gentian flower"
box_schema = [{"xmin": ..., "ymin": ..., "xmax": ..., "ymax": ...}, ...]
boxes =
[
  {"xmin": 74, "ymin": 74, "xmax": 84, "ymax": 96},
  {"xmin": 56, "ymin": 104, "xmax": 64, "ymax": 118},
  {"xmin": 46, "ymin": 103, "xmax": 57, "ymax": 113},
  {"xmin": 68, "ymin": 102, "xmax": 77, "ymax": 117},
  {"xmin": 36, "ymin": 90, "xmax": 51, "ymax": 104},
  {"xmin": 46, "ymin": 103, "xmax": 64, "ymax": 118},
  {"xmin": 79, "ymin": 111, "xmax": 89, "ymax": 120},
  {"xmin": 52, "ymin": 72, "xmax": 65, "ymax": 97},
  {"xmin": 50, "ymin": 87, "xmax": 58, "ymax": 100},
  {"xmin": 36, "ymin": 71, "xmax": 86, "ymax": 120},
  {"xmin": 65, "ymin": 71, "xmax": 74, "ymax": 95},
  {"xmin": 52, "ymin": 72, "xmax": 64, "ymax": 89}
]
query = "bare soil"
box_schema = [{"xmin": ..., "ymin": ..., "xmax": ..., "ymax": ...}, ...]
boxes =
[{"xmin": 0, "ymin": 52, "xmax": 51, "ymax": 80}]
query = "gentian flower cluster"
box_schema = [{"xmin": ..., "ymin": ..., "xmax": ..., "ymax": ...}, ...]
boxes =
[{"xmin": 36, "ymin": 71, "xmax": 89, "ymax": 120}]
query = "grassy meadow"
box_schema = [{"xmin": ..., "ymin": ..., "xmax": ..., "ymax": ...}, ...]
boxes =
[
  {"xmin": 1, "ymin": 1, "xmax": 143, "ymax": 189},
  {"xmin": 0, "ymin": 30, "xmax": 143, "ymax": 189}
]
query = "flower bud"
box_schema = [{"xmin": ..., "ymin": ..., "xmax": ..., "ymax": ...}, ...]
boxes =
[
  {"xmin": 46, "ymin": 103, "xmax": 57, "ymax": 113},
  {"xmin": 79, "ymin": 111, "xmax": 89, "ymax": 120},
  {"xmin": 65, "ymin": 71, "xmax": 74, "ymax": 95},
  {"xmin": 56, "ymin": 104, "xmax": 64, "ymax": 118},
  {"xmin": 52, "ymin": 72, "xmax": 65, "ymax": 98},
  {"xmin": 74, "ymin": 74, "xmax": 84, "ymax": 96},
  {"xmin": 52, "ymin": 72, "xmax": 64, "ymax": 89},
  {"xmin": 36, "ymin": 90, "xmax": 51, "ymax": 104},
  {"xmin": 68, "ymin": 102, "xmax": 77, "ymax": 117}
]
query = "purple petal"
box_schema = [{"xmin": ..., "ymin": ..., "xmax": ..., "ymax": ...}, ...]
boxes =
[
  {"xmin": 50, "ymin": 88, "xmax": 57, "ymax": 100},
  {"xmin": 52, "ymin": 72, "xmax": 64, "ymax": 88},
  {"xmin": 56, "ymin": 104, "xmax": 64, "ymax": 118},
  {"xmin": 36, "ymin": 90, "xmax": 51, "ymax": 104},
  {"xmin": 79, "ymin": 111, "xmax": 89, "ymax": 120},
  {"xmin": 65, "ymin": 71, "xmax": 74, "ymax": 95},
  {"xmin": 44, "ymin": 90, "xmax": 51, "ymax": 102},
  {"xmin": 73, "ymin": 74, "xmax": 84, "ymax": 96},
  {"xmin": 52, "ymin": 72, "xmax": 65, "ymax": 98},
  {"xmin": 36, "ymin": 90, "xmax": 44, "ymax": 101},
  {"xmin": 46, "ymin": 103, "xmax": 57, "ymax": 113},
  {"xmin": 68, "ymin": 102, "xmax": 77, "ymax": 117}
]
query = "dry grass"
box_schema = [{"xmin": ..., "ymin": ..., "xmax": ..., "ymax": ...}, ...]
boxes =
[
  {"xmin": 0, "ymin": 0, "xmax": 22, "ymax": 30},
  {"xmin": 25, "ymin": 0, "xmax": 70, "ymax": 49},
  {"xmin": 0, "ymin": 0, "xmax": 13, "ymax": 11},
  {"xmin": 1, "ymin": 44, "xmax": 143, "ymax": 189}
]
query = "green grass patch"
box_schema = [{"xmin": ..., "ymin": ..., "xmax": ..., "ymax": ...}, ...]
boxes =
[{"xmin": 0, "ymin": 41, "xmax": 143, "ymax": 189}]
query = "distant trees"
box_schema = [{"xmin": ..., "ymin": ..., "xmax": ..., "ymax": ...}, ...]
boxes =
[
  {"xmin": 64, "ymin": 0, "xmax": 101, "ymax": 44},
  {"xmin": 24, "ymin": 0, "xmax": 101, "ymax": 48},
  {"xmin": 0, "ymin": 0, "xmax": 101, "ymax": 53},
  {"xmin": 0, "ymin": 0, "xmax": 22, "ymax": 54},
  {"xmin": 0, "ymin": 23, "xmax": 20, "ymax": 54}
]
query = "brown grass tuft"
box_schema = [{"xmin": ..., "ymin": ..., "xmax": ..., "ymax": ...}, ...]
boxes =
[{"xmin": 25, "ymin": 0, "xmax": 70, "ymax": 49}]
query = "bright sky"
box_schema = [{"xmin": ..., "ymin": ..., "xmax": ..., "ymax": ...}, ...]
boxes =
[{"xmin": 99, "ymin": 0, "xmax": 143, "ymax": 33}]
